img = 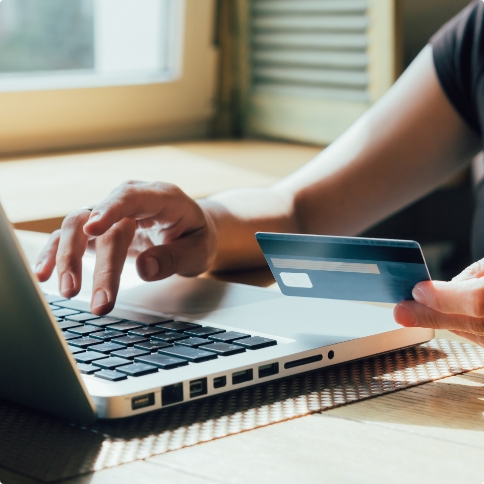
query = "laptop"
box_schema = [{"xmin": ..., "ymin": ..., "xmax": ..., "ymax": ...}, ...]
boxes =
[{"xmin": 0, "ymin": 203, "xmax": 434, "ymax": 423}]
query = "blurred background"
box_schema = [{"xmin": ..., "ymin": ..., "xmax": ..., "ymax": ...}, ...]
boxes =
[{"xmin": 0, "ymin": 0, "xmax": 474, "ymax": 280}]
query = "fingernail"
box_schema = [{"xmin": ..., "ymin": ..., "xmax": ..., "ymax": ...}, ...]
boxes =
[
  {"xmin": 85, "ymin": 212, "xmax": 101, "ymax": 225},
  {"xmin": 394, "ymin": 304, "xmax": 416, "ymax": 327},
  {"xmin": 92, "ymin": 289, "xmax": 109, "ymax": 308},
  {"xmin": 61, "ymin": 272, "xmax": 74, "ymax": 293},
  {"xmin": 412, "ymin": 286, "xmax": 427, "ymax": 305},
  {"xmin": 144, "ymin": 256, "xmax": 159, "ymax": 279}
]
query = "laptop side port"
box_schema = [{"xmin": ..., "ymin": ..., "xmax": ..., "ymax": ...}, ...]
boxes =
[
  {"xmin": 258, "ymin": 362, "xmax": 279, "ymax": 379},
  {"xmin": 284, "ymin": 354, "xmax": 322, "ymax": 369},
  {"xmin": 190, "ymin": 378, "xmax": 207, "ymax": 398},
  {"xmin": 132, "ymin": 392, "xmax": 155, "ymax": 410},
  {"xmin": 232, "ymin": 369, "xmax": 253, "ymax": 385},
  {"xmin": 162, "ymin": 382, "xmax": 183, "ymax": 406},
  {"xmin": 213, "ymin": 376, "xmax": 226, "ymax": 388}
]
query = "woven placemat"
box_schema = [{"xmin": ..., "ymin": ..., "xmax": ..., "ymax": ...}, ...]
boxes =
[{"xmin": 1, "ymin": 338, "xmax": 483, "ymax": 483}]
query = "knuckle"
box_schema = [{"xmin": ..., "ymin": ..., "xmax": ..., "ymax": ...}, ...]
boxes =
[
  {"xmin": 470, "ymin": 287, "xmax": 484, "ymax": 317},
  {"xmin": 61, "ymin": 210, "xmax": 87, "ymax": 230}
]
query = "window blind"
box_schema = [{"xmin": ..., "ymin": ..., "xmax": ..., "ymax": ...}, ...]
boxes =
[{"xmin": 244, "ymin": 0, "xmax": 399, "ymax": 144}]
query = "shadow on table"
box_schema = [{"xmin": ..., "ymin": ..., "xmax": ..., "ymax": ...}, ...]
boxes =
[{"xmin": 0, "ymin": 344, "xmax": 457, "ymax": 483}]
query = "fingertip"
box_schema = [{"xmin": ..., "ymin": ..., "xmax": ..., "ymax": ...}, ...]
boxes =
[
  {"xmin": 394, "ymin": 303, "xmax": 417, "ymax": 327},
  {"xmin": 136, "ymin": 255, "xmax": 160, "ymax": 281},
  {"xmin": 90, "ymin": 289, "xmax": 114, "ymax": 315}
]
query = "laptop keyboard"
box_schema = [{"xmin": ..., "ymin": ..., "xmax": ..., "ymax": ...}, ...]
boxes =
[{"xmin": 44, "ymin": 294, "xmax": 277, "ymax": 382}]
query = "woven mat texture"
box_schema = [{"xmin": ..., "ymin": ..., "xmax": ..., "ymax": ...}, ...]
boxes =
[{"xmin": 1, "ymin": 338, "xmax": 484, "ymax": 483}]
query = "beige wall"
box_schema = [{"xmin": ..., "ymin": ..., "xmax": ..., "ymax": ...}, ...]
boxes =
[{"xmin": 402, "ymin": 0, "xmax": 471, "ymax": 68}]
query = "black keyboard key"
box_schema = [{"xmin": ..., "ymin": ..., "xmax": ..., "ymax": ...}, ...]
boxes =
[
  {"xmin": 54, "ymin": 316, "xmax": 64, "ymax": 322},
  {"xmin": 90, "ymin": 329, "xmax": 125, "ymax": 341},
  {"xmin": 202, "ymin": 342, "xmax": 246, "ymax": 356},
  {"xmin": 107, "ymin": 322, "xmax": 143, "ymax": 332},
  {"xmin": 156, "ymin": 321, "xmax": 201, "ymax": 333},
  {"xmin": 134, "ymin": 341, "xmax": 173, "ymax": 352},
  {"xmin": 111, "ymin": 347, "xmax": 150, "ymax": 359},
  {"xmin": 53, "ymin": 299, "xmax": 91, "ymax": 312},
  {"xmin": 44, "ymin": 294, "xmax": 67, "ymax": 304},
  {"xmin": 65, "ymin": 313, "xmax": 101, "ymax": 323},
  {"xmin": 77, "ymin": 363, "xmax": 100, "ymax": 375},
  {"xmin": 112, "ymin": 335, "xmax": 148, "ymax": 346},
  {"xmin": 93, "ymin": 357, "xmax": 131, "ymax": 370},
  {"xmin": 69, "ymin": 337, "xmax": 104, "ymax": 349},
  {"xmin": 151, "ymin": 333, "xmax": 188, "ymax": 344},
  {"xmin": 128, "ymin": 327, "xmax": 166, "ymax": 337},
  {"xmin": 51, "ymin": 308, "xmax": 80, "ymax": 318},
  {"xmin": 74, "ymin": 351, "xmax": 108, "ymax": 364},
  {"xmin": 95, "ymin": 369, "xmax": 127, "ymax": 382},
  {"xmin": 134, "ymin": 354, "xmax": 188, "ymax": 369},
  {"xmin": 62, "ymin": 331, "xmax": 79, "ymax": 341},
  {"xmin": 159, "ymin": 346, "xmax": 218, "ymax": 363},
  {"xmin": 184, "ymin": 327, "xmax": 226, "ymax": 338},
  {"xmin": 116, "ymin": 363, "xmax": 158, "ymax": 377},
  {"xmin": 58, "ymin": 320, "xmax": 83, "ymax": 330},
  {"xmin": 233, "ymin": 336, "xmax": 277, "ymax": 350},
  {"xmin": 89, "ymin": 342, "xmax": 126, "ymax": 354},
  {"xmin": 67, "ymin": 345, "xmax": 85, "ymax": 354},
  {"xmin": 67, "ymin": 325, "xmax": 102, "ymax": 336},
  {"xmin": 208, "ymin": 331, "xmax": 251, "ymax": 343},
  {"xmin": 107, "ymin": 308, "xmax": 174, "ymax": 326},
  {"xmin": 175, "ymin": 337, "xmax": 211, "ymax": 348},
  {"xmin": 89, "ymin": 317, "xmax": 125, "ymax": 328}
]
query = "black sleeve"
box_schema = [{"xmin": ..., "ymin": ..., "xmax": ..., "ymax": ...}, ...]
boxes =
[{"xmin": 430, "ymin": 0, "xmax": 483, "ymax": 135}]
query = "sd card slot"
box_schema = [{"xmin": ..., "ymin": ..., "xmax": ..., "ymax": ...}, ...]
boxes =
[{"xmin": 284, "ymin": 354, "xmax": 322, "ymax": 369}]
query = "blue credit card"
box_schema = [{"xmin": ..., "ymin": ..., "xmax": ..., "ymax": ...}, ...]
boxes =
[{"xmin": 256, "ymin": 232, "xmax": 431, "ymax": 304}]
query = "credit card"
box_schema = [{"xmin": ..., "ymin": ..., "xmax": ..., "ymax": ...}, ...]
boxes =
[{"xmin": 256, "ymin": 232, "xmax": 430, "ymax": 304}]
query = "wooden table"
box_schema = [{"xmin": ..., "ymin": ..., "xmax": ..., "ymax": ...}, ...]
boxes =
[
  {"xmin": 2, "ymin": 143, "xmax": 484, "ymax": 483},
  {"xmin": 3, "ymin": 230, "xmax": 483, "ymax": 484}
]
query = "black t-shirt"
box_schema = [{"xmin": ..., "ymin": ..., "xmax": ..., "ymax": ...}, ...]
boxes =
[
  {"xmin": 430, "ymin": 2, "xmax": 484, "ymax": 260},
  {"xmin": 431, "ymin": 0, "xmax": 484, "ymax": 136}
]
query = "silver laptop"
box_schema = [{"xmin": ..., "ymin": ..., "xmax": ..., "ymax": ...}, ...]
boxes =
[{"xmin": 0, "ymin": 203, "xmax": 434, "ymax": 423}]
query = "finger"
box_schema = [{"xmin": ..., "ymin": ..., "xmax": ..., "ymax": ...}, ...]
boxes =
[
  {"xmin": 83, "ymin": 182, "xmax": 198, "ymax": 238},
  {"xmin": 450, "ymin": 330, "xmax": 484, "ymax": 347},
  {"xmin": 411, "ymin": 278, "xmax": 484, "ymax": 318},
  {"xmin": 90, "ymin": 219, "xmax": 136, "ymax": 315},
  {"xmin": 394, "ymin": 300, "xmax": 484, "ymax": 334},
  {"xmin": 35, "ymin": 230, "xmax": 61, "ymax": 282},
  {"xmin": 452, "ymin": 259, "xmax": 484, "ymax": 281},
  {"xmin": 136, "ymin": 228, "xmax": 211, "ymax": 281},
  {"xmin": 56, "ymin": 210, "xmax": 91, "ymax": 298}
]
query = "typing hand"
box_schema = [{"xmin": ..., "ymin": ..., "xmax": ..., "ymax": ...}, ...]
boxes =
[
  {"xmin": 34, "ymin": 181, "xmax": 217, "ymax": 315},
  {"xmin": 394, "ymin": 259, "xmax": 484, "ymax": 346}
]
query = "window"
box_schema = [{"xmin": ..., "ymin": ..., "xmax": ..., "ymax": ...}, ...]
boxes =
[
  {"xmin": 0, "ymin": 0, "xmax": 217, "ymax": 156},
  {"xmin": 0, "ymin": 0, "xmax": 183, "ymax": 91}
]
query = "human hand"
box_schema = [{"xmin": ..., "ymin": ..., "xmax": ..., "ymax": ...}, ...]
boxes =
[
  {"xmin": 394, "ymin": 259, "xmax": 484, "ymax": 346},
  {"xmin": 34, "ymin": 181, "xmax": 217, "ymax": 315}
]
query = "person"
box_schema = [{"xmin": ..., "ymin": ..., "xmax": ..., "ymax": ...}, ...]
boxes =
[{"xmin": 35, "ymin": 1, "xmax": 484, "ymax": 347}]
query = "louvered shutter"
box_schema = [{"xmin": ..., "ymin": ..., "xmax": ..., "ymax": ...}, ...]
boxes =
[{"xmin": 243, "ymin": 0, "xmax": 400, "ymax": 144}]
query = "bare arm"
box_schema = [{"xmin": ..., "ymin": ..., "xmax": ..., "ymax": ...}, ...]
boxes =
[{"xmin": 205, "ymin": 45, "xmax": 481, "ymax": 271}]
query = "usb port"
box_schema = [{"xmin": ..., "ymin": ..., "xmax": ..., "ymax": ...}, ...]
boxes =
[
  {"xmin": 190, "ymin": 378, "xmax": 207, "ymax": 398},
  {"xmin": 213, "ymin": 376, "xmax": 226, "ymax": 388},
  {"xmin": 132, "ymin": 392, "xmax": 155, "ymax": 410},
  {"xmin": 162, "ymin": 383, "xmax": 183, "ymax": 406},
  {"xmin": 258, "ymin": 362, "xmax": 279, "ymax": 379},
  {"xmin": 232, "ymin": 369, "xmax": 253, "ymax": 385}
]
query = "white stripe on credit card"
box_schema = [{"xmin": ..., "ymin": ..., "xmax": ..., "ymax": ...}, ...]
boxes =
[{"xmin": 271, "ymin": 258, "xmax": 380, "ymax": 274}]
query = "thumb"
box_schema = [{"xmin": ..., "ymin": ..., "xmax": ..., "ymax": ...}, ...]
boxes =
[{"xmin": 136, "ymin": 230, "xmax": 211, "ymax": 281}]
